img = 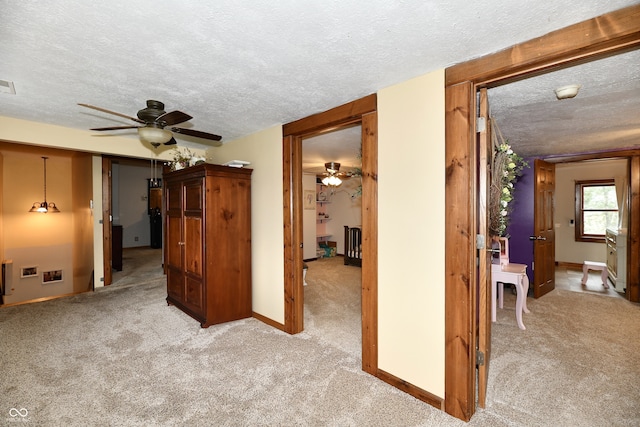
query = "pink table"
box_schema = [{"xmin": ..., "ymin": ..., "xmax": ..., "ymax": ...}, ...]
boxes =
[{"xmin": 491, "ymin": 263, "xmax": 530, "ymax": 330}]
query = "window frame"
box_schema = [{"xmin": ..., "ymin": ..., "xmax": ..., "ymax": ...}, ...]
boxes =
[{"xmin": 574, "ymin": 179, "xmax": 617, "ymax": 243}]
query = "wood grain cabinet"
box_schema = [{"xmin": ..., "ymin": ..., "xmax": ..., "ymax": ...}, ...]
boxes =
[{"xmin": 164, "ymin": 164, "xmax": 252, "ymax": 327}]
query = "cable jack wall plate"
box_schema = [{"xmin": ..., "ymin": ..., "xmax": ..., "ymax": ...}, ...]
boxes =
[{"xmin": 0, "ymin": 80, "xmax": 16, "ymax": 94}]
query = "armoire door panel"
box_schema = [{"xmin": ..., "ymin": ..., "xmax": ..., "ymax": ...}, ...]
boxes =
[
  {"xmin": 184, "ymin": 276, "xmax": 204, "ymax": 313},
  {"xmin": 184, "ymin": 216, "xmax": 203, "ymax": 277},
  {"xmin": 184, "ymin": 179, "xmax": 203, "ymax": 211},
  {"xmin": 166, "ymin": 183, "xmax": 182, "ymax": 211},
  {"xmin": 166, "ymin": 266, "xmax": 184, "ymax": 301},
  {"xmin": 166, "ymin": 215, "xmax": 183, "ymax": 269}
]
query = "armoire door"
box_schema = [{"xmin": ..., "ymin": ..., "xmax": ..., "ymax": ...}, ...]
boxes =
[
  {"xmin": 165, "ymin": 181, "xmax": 184, "ymax": 302},
  {"xmin": 182, "ymin": 178, "xmax": 204, "ymax": 315}
]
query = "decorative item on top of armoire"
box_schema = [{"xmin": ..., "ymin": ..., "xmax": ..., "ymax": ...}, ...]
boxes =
[
  {"xmin": 167, "ymin": 147, "xmax": 207, "ymax": 171},
  {"xmin": 164, "ymin": 163, "xmax": 252, "ymax": 328},
  {"xmin": 489, "ymin": 119, "xmax": 528, "ymax": 237}
]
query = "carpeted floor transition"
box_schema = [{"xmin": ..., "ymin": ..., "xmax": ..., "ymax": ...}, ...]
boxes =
[{"xmin": 0, "ymin": 255, "xmax": 639, "ymax": 426}]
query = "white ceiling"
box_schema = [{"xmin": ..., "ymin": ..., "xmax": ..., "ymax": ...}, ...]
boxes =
[{"xmin": 1, "ymin": 1, "xmax": 638, "ymax": 167}]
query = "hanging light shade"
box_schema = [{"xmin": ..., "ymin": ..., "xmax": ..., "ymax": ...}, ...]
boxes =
[
  {"xmin": 321, "ymin": 175, "xmax": 342, "ymax": 186},
  {"xmin": 29, "ymin": 156, "xmax": 60, "ymax": 213},
  {"xmin": 138, "ymin": 125, "xmax": 173, "ymax": 144}
]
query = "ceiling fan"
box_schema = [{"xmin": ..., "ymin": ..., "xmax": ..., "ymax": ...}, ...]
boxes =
[
  {"xmin": 78, "ymin": 99, "xmax": 222, "ymax": 148},
  {"xmin": 320, "ymin": 162, "xmax": 353, "ymax": 186}
]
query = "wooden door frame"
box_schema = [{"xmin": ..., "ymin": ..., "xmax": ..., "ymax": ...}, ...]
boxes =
[
  {"xmin": 102, "ymin": 157, "xmax": 112, "ymax": 286},
  {"xmin": 444, "ymin": 5, "xmax": 640, "ymax": 421},
  {"xmin": 282, "ymin": 94, "xmax": 378, "ymax": 374}
]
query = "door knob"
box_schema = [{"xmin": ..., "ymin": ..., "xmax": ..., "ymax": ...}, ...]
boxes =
[{"xmin": 529, "ymin": 236, "xmax": 546, "ymax": 241}]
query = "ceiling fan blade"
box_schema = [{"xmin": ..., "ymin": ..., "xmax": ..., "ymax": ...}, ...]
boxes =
[
  {"xmin": 78, "ymin": 103, "xmax": 145, "ymax": 124},
  {"xmin": 90, "ymin": 125, "xmax": 141, "ymax": 131},
  {"xmin": 171, "ymin": 127, "xmax": 222, "ymax": 142},
  {"xmin": 157, "ymin": 110, "xmax": 192, "ymax": 126},
  {"xmin": 164, "ymin": 137, "xmax": 177, "ymax": 146}
]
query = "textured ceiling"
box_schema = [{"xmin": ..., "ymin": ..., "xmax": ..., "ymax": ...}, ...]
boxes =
[
  {"xmin": 0, "ymin": 1, "xmax": 638, "ymax": 166},
  {"xmin": 489, "ymin": 48, "xmax": 640, "ymax": 158}
]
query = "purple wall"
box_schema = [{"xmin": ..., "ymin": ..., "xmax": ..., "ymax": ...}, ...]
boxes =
[{"xmin": 505, "ymin": 158, "xmax": 535, "ymax": 284}]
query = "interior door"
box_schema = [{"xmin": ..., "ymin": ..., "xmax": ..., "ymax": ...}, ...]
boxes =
[
  {"xmin": 476, "ymin": 88, "xmax": 491, "ymax": 408},
  {"xmin": 102, "ymin": 157, "xmax": 113, "ymax": 286},
  {"xmin": 533, "ymin": 159, "xmax": 556, "ymax": 297}
]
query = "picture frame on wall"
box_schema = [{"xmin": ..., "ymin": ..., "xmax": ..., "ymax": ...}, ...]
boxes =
[
  {"xmin": 42, "ymin": 269, "xmax": 63, "ymax": 284},
  {"xmin": 304, "ymin": 190, "xmax": 315, "ymax": 210},
  {"xmin": 20, "ymin": 266, "xmax": 38, "ymax": 278}
]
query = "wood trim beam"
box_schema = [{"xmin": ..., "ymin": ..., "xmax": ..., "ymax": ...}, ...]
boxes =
[
  {"xmin": 543, "ymin": 148, "xmax": 640, "ymax": 164},
  {"xmin": 444, "ymin": 81, "xmax": 475, "ymax": 422},
  {"xmin": 446, "ymin": 4, "xmax": 640, "ymax": 87},
  {"xmin": 102, "ymin": 157, "xmax": 112, "ymax": 286},
  {"xmin": 282, "ymin": 135, "xmax": 303, "ymax": 334},
  {"xmin": 361, "ymin": 111, "xmax": 378, "ymax": 375},
  {"xmin": 377, "ymin": 369, "xmax": 444, "ymax": 410},
  {"xmin": 628, "ymin": 156, "xmax": 640, "ymax": 302},
  {"xmin": 283, "ymin": 94, "xmax": 377, "ymax": 137}
]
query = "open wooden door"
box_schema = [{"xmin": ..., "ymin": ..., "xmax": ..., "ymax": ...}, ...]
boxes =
[
  {"xmin": 477, "ymin": 88, "xmax": 492, "ymax": 407},
  {"xmin": 532, "ymin": 159, "xmax": 555, "ymax": 297},
  {"xmin": 102, "ymin": 157, "xmax": 113, "ymax": 286}
]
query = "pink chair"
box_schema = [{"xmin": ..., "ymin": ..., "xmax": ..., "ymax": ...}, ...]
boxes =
[{"xmin": 491, "ymin": 237, "xmax": 530, "ymax": 330}]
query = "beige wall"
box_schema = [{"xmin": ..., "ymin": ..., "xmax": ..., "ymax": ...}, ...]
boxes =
[
  {"xmin": 72, "ymin": 154, "xmax": 95, "ymax": 292},
  {"xmin": 377, "ymin": 69, "xmax": 446, "ymax": 397},
  {"xmin": 555, "ymin": 159, "xmax": 628, "ymax": 264},
  {"xmin": 2, "ymin": 152, "xmax": 74, "ymax": 303},
  {"xmin": 206, "ymin": 126, "xmax": 286, "ymax": 324},
  {"xmin": 91, "ymin": 155, "xmax": 105, "ymax": 288}
]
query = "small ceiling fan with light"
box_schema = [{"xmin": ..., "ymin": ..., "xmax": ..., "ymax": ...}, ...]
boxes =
[
  {"xmin": 78, "ymin": 100, "xmax": 222, "ymax": 148},
  {"xmin": 320, "ymin": 162, "xmax": 354, "ymax": 187}
]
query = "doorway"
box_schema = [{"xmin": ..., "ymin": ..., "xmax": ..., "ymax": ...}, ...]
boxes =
[
  {"xmin": 444, "ymin": 6, "xmax": 640, "ymax": 421},
  {"xmin": 282, "ymin": 93, "xmax": 378, "ymax": 374},
  {"xmin": 102, "ymin": 156, "xmax": 164, "ymax": 286},
  {"xmin": 301, "ymin": 125, "xmax": 363, "ymax": 355}
]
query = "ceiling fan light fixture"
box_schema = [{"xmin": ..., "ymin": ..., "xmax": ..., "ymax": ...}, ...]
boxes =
[
  {"xmin": 138, "ymin": 126, "xmax": 173, "ymax": 144},
  {"xmin": 554, "ymin": 84, "xmax": 581, "ymax": 100},
  {"xmin": 322, "ymin": 175, "xmax": 342, "ymax": 187}
]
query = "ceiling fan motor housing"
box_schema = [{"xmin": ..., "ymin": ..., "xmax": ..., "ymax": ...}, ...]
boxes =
[
  {"xmin": 325, "ymin": 162, "xmax": 340, "ymax": 173},
  {"xmin": 137, "ymin": 100, "xmax": 166, "ymax": 123}
]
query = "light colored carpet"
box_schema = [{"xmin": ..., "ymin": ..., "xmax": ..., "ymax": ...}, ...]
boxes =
[
  {"xmin": 110, "ymin": 247, "xmax": 165, "ymax": 288},
  {"xmin": 0, "ymin": 255, "xmax": 638, "ymax": 426}
]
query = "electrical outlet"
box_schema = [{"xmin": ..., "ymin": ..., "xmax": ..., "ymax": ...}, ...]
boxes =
[{"xmin": 134, "ymin": 236, "xmax": 139, "ymax": 242}]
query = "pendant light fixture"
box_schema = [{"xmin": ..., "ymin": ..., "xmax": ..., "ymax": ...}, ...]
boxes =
[{"xmin": 29, "ymin": 156, "xmax": 60, "ymax": 213}]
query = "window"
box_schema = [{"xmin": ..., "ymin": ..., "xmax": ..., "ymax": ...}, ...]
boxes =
[{"xmin": 575, "ymin": 179, "xmax": 618, "ymax": 242}]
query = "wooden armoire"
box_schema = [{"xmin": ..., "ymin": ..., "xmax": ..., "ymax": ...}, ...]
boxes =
[{"xmin": 164, "ymin": 163, "xmax": 252, "ymax": 327}]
